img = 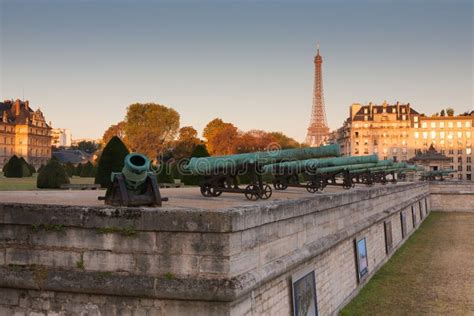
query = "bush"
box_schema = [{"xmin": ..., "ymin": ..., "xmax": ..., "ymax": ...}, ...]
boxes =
[
  {"xmin": 157, "ymin": 163, "xmax": 174, "ymax": 183},
  {"xmin": 94, "ymin": 136, "xmax": 129, "ymax": 188},
  {"xmin": 80, "ymin": 161, "xmax": 95, "ymax": 177},
  {"xmin": 64, "ymin": 162, "xmax": 76, "ymax": 177},
  {"xmin": 37, "ymin": 159, "xmax": 70, "ymax": 188},
  {"xmin": 4, "ymin": 156, "xmax": 23, "ymax": 178}
]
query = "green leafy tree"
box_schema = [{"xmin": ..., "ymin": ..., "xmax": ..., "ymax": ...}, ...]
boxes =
[
  {"xmin": 37, "ymin": 159, "xmax": 70, "ymax": 188},
  {"xmin": 76, "ymin": 141, "xmax": 98, "ymax": 154},
  {"xmin": 94, "ymin": 136, "xmax": 130, "ymax": 188},
  {"xmin": 440, "ymin": 109, "xmax": 446, "ymax": 117},
  {"xmin": 446, "ymin": 108, "xmax": 455, "ymax": 116},
  {"xmin": 125, "ymin": 103, "xmax": 180, "ymax": 160},
  {"xmin": 64, "ymin": 162, "xmax": 76, "ymax": 177},
  {"xmin": 172, "ymin": 126, "xmax": 200, "ymax": 160},
  {"xmin": 4, "ymin": 156, "xmax": 23, "ymax": 178},
  {"xmin": 203, "ymin": 118, "xmax": 238, "ymax": 155},
  {"xmin": 80, "ymin": 161, "xmax": 95, "ymax": 177}
]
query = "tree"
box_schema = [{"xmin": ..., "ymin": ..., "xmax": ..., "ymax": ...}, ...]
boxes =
[
  {"xmin": 37, "ymin": 159, "xmax": 70, "ymax": 189},
  {"xmin": 190, "ymin": 143, "xmax": 210, "ymax": 158},
  {"xmin": 80, "ymin": 161, "xmax": 95, "ymax": 177},
  {"xmin": 124, "ymin": 103, "xmax": 180, "ymax": 160},
  {"xmin": 172, "ymin": 126, "xmax": 200, "ymax": 160},
  {"xmin": 77, "ymin": 141, "xmax": 98, "ymax": 154},
  {"xmin": 269, "ymin": 132, "xmax": 300, "ymax": 149},
  {"xmin": 203, "ymin": 118, "xmax": 238, "ymax": 155},
  {"xmin": 440, "ymin": 109, "xmax": 446, "ymax": 117},
  {"xmin": 446, "ymin": 108, "xmax": 455, "ymax": 116},
  {"xmin": 4, "ymin": 156, "xmax": 23, "ymax": 178},
  {"xmin": 94, "ymin": 136, "xmax": 130, "ymax": 188},
  {"xmin": 102, "ymin": 121, "xmax": 127, "ymax": 145}
]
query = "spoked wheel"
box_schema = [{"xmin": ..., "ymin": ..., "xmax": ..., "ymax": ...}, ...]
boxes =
[
  {"xmin": 244, "ymin": 184, "xmax": 260, "ymax": 201},
  {"xmin": 200, "ymin": 184, "xmax": 213, "ymax": 197},
  {"xmin": 210, "ymin": 187, "xmax": 223, "ymax": 196},
  {"xmin": 258, "ymin": 184, "xmax": 272, "ymax": 200},
  {"xmin": 306, "ymin": 182, "xmax": 318, "ymax": 193}
]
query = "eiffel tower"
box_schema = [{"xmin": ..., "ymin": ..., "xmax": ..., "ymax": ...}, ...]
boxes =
[{"xmin": 305, "ymin": 45, "xmax": 329, "ymax": 146}]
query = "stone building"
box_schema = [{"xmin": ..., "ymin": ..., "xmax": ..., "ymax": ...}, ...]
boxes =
[
  {"xmin": 409, "ymin": 144, "xmax": 451, "ymax": 172},
  {"xmin": 0, "ymin": 99, "xmax": 52, "ymax": 168},
  {"xmin": 329, "ymin": 101, "xmax": 474, "ymax": 180},
  {"xmin": 52, "ymin": 128, "xmax": 72, "ymax": 148}
]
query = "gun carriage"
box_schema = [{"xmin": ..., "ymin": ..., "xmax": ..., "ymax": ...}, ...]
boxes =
[
  {"xmin": 265, "ymin": 155, "xmax": 380, "ymax": 192},
  {"xmin": 185, "ymin": 144, "xmax": 340, "ymax": 200},
  {"xmin": 420, "ymin": 169, "xmax": 455, "ymax": 181}
]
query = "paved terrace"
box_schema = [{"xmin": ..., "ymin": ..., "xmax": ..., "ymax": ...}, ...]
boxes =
[{"xmin": 0, "ymin": 184, "xmax": 367, "ymax": 208}]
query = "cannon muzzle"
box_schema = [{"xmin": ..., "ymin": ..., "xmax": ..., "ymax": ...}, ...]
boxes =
[{"xmin": 101, "ymin": 153, "xmax": 168, "ymax": 207}]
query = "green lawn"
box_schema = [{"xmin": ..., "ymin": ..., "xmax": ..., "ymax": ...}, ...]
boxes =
[
  {"xmin": 0, "ymin": 173, "xmax": 95, "ymax": 190},
  {"xmin": 341, "ymin": 212, "xmax": 474, "ymax": 315}
]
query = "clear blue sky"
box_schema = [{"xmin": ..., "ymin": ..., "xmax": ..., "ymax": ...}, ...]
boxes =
[{"xmin": 1, "ymin": 0, "xmax": 472, "ymax": 141}]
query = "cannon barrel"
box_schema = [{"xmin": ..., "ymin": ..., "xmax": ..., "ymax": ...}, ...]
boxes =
[
  {"xmin": 186, "ymin": 144, "xmax": 341, "ymax": 175},
  {"xmin": 113, "ymin": 153, "xmax": 151, "ymax": 190},
  {"xmin": 314, "ymin": 159, "xmax": 394, "ymax": 174},
  {"xmin": 263, "ymin": 154, "xmax": 379, "ymax": 174}
]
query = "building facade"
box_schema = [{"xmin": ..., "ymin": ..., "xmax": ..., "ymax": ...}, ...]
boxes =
[
  {"xmin": 330, "ymin": 101, "xmax": 474, "ymax": 180},
  {"xmin": 52, "ymin": 128, "xmax": 72, "ymax": 148},
  {"xmin": 0, "ymin": 99, "xmax": 52, "ymax": 168}
]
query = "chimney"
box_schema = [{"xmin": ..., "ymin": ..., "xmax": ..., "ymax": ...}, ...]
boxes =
[
  {"xmin": 14, "ymin": 99, "xmax": 21, "ymax": 116},
  {"xmin": 25, "ymin": 100, "xmax": 29, "ymax": 110}
]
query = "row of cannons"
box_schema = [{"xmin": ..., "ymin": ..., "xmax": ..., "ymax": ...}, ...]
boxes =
[
  {"xmin": 185, "ymin": 144, "xmax": 418, "ymax": 201},
  {"xmin": 99, "ymin": 145, "xmax": 456, "ymax": 206}
]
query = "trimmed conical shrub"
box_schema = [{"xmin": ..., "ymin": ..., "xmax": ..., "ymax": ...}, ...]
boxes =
[
  {"xmin": 19, "ymin": 157, "xmax": 32, "ymax": 177},
  {"xmin": 80, "ymin": 161, "xmax": 95, "ymax": 177},
  {"xmin": 94, "ymin": 136, "xmax": 129, "ymax": 188},
  {"xmin": 27, "ymin": 162, "xmax": 36, "ymax": 175},
  {"xmin": 75, "ymin": 163, "xmax": 83, "ymax": 176},
  {"xmin": 4, "ymin": 155, "xmax": 23, "ymax": 178},
  {"xmin": 181, "ymin": 144, "xmax": 210, "ymax": 185},
  {"xmin": 37, "ymin": 159, "xmax": 70, "ymax": 188},
  {"xmin": 64, "ymin": 162, "xmax": 76, "ymax": 178}
]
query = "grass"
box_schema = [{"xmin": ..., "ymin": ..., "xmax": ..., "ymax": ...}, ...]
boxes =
[
  {"xmin": 340, "ymin": 212, "xmax": 474, "ymax": 315},
  {"xmin": 0, "ymin": 173, "xmax": 94, "ymax": 190}
]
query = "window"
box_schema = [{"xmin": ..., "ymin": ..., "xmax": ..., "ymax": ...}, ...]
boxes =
[
  {"xmin": 431, "ymin": 122, "xmax": 436, "ymax": 128},
  {"xmin": 440, "ymin": 131, "xmax": 445, "ymax": 139},
  {"xmin": 364, "ymin": 108, "xmax": 368, "ymax": 114},
  {"xmin": 458, "ymin": 157, "xmax": 463, "ymax": 163},
  {"xmin": 431, "ymin": 131, "xmax": 436, "ymax": 139},
  {"xmin": 402, "ymin": 115, "xmax": 406, "ymax": 120},
  {"xmin": 468, "ymin": 157, "xmax": 472, "ymax": 163},
  {"xmin": 449, "ymin": 149, "xmax": 454, "ymax": 155},
  {"xmin": 466, "ymin": 121, "xmax": 472, "ymax": 128},
  {"xmin": 448, "ymin": 132, "xmax": 453, "ymax": 139},
  {"xmin": 467, "ymin": 131, "xmax": 471, "ymax": 139},
  {"xmin": 364, "ymin": 148, "xmax": 369, "ymax": 154},
  {"xmin": 457, "ymin": 121, "xmax": 462, "ymax": 128},
  {"xmin": 458, "ymin": 174, "xmax": 463, "ymax": 180},
  {"xmin": 414, "ymin": 116, "xmax": 419, "ymax": 122},
  {"xmin": 458, "ymin": 165, "xmax": 463, "ymax": 171},
  {"xmin": 440, "ymin": 122, "xmax": 445, "ymax": 128},
  {"xmin": 467, "ymin": 148, "xmax": 472, "ymax": 155},
  {"xmin": 458, "ymin": 149, "xmax": 463, "ymax": 155},
  {"xmin": 467, "ymin": 165, "xmax": 472, "ymax": 172},
  {"xmin": 423, "ymin": 132, "xmax": 428, "ymax": 139},
  {"xmin": 393, "ymin": 156, "xmax": 398, "ymax": 162},
  {"xmin": 414, "ymin": 123, "xmax": 419, "ymax": 128},
  {"xmin": 422, "ymin": 122, "xmax": 427, "ymax": 128},
  {"xmin": 448, "ymin": 122, "xmax": 453, "ymax": 128},
  {"xmin": 355, "ymin": 132, "xmax": 359, "ymax": 138},
  {"xmin": 458, "ymin": 131, "xmax": 463, "ymax": 138},
  {"xmin": 467, "ymin": 174, "xmax": 472, "ymax": 180}
]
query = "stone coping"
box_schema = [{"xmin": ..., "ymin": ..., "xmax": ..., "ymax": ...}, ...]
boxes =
[{"xmin": 0, "ymin": 183, "xmax": 426, "ymax": 233}]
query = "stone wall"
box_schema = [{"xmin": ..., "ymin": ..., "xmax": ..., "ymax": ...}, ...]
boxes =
[
  {"xmin": 429, "ymin": 181, "xmax": 474, "ymax": 212},
  {"xmin": 0, "ymin": 183, "xmax": 430, "ymax": 315}
]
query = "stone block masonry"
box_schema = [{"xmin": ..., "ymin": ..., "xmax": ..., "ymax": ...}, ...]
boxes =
[{"xmin": 0, "ymin": 182, "xmax": 436, "ymax": 315}]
